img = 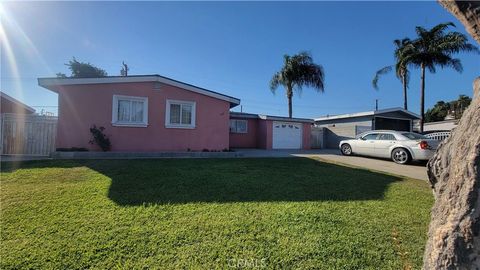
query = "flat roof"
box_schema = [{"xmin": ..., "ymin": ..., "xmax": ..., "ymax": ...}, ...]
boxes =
[
  {"xmin": 38, "ymin": 74, "xmax": 240, "ymax": 108},
  {"xmin": 230, "ymin": 112, "xmax": 314, "ymax": 123},
  {"xmin": 314, "ymin": 107, "xmax": 420, "ymax": 121}
]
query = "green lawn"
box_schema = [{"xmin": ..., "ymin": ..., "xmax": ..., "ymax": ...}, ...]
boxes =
[{"xmin": 1, "ymin": 158, "xmax": 433, "ymax": 269}]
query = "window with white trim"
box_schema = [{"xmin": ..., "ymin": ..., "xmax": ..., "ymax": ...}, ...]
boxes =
[
  {"xmin": 112, "ymin": 95, "xmax": 148, "ymax": 127},
  {"xmin": 230, "ymin": 119, "xmax": 248, "ymax": 133},
  {"xmin": 166, "ymin": 100, "xmax": 196, "ymax": 128}
]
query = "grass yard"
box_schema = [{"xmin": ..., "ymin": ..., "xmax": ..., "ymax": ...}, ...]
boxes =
[{"xmin": 0, "ymin": 158, "xmax": 433, "ymax": 269}]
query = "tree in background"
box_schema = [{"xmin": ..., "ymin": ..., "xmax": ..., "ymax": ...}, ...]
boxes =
[
  {"xmin": 120, "ymin": 61, "xmax": 129, "ymax": 76},
  {"xmin": 453, "ymin": 94, "xmax": 472, "ymax": 118},
  {"xmin": 425, "ymin": 101, "xmax": 449, "ymax": 122},
  {"xmin": 372, "ymin": 38, "xmax": 414, "ymax": 110},
  {"xmin": 425, "ymin": 95, "xmax": 472, "ymax": 122},
  {"xmin": 404, "ymin": 22, "xmax": 478, "ymax": 132},
  {"xmin": 56, "ymin": 57, "xmax": 107, "ymax": 78},
  {"xmin": 270, "ymin": 51, "xmax": 325, "ymax": 118}
]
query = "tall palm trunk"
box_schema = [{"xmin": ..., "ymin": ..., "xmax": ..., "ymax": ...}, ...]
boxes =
[
  {"xmin": 287, "ymin": 83, "xmax": 293, "ymax": 118},
  {"xmin": 420, "ymin": 63, "xmax": 426, "ymax": 133},
  {"xmin": 402, "ymin": 72, "xmax": 408, "ymax": 110}
]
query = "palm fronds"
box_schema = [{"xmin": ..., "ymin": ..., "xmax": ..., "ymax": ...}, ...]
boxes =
[{"xmin": 372, "ymin": 66, "xmax": 393, "ymax": 90}]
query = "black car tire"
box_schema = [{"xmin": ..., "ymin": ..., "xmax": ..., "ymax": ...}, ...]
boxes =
[{"xmin": 340, "ymin": 144, "xmax": 353, "ymax": 156}]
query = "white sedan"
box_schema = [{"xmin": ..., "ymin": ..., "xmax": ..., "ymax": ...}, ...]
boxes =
[{"xmin": 339, "ymin": 130, "xmax": 439, "ymax": 164}]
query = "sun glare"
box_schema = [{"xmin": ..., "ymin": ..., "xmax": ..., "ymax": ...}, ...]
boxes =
[
  {"xmin": 0, "ymin": 2, "xmax": 53, "ymax": 100},
  {"xmin": 0, "ymin": 2, "xmax": 21, "ymax": 84}
]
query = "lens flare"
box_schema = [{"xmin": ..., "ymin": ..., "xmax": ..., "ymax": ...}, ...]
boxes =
[
  {"xmin": 0, "ymin": 2, "xmax": 53, "ymax": 101},
  {"xmin": 0, "ymin": 4, "xmax": 21, "ymax": 95}
]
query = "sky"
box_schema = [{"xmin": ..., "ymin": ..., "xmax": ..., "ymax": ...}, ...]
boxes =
[{"xmin": 1, "ymin": 1, "xmax": 479, "ymax": 118}]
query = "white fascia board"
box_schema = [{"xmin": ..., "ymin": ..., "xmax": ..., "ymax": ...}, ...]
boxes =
[
  {"xmin": 259, "ymin": 115, "xmax": 314, "ymax": 123},
  {"xmin": 155, "ymin": 76, "xmax": 240, "ymax": 106},
  {"xmin": 37, "ymin": 76, "xmax": 240, "ymax": 106},
  {"xmin": 314, "ymin": 107, "xmax": 420, "ymax": 122},
  {"xmin": 37, "ymin": 76, "xmax": 159, "ymax": 87},
  {"xmin": 314, "ymin": 111, "xmax": 374, "ymax": 121},
  {"xmin": 374, "ymin": 107, "xmax": 421, "ymax": 119},
  {"xmin": 230, "ymin": 112, "xmax": 313, "ymax": 123}
]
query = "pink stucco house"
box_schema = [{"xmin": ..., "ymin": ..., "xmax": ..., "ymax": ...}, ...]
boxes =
[
  {"xmin": 229, "ymin": 112, "xmax": 312, "ymax": 150},
  {"xmin": 38, "ymin": 75, "xmax": 312, "ymax": 152}
]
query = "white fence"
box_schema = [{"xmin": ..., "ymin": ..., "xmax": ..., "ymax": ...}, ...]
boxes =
[
  {"xmin": 425, "ymin": 131, "xmax": 451, "ymax": 141},
  {"xmin": 1, "ymin": 113, "xmax": 58, "ymax": 156}
]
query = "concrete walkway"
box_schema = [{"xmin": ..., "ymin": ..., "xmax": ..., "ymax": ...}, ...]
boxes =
[{"xmin": 235, "ymin": 149, "xmax": 429, "ymax": 181}]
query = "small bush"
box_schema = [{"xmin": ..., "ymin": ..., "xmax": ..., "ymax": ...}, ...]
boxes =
[{"xmin": 89, "ymin": 125, "xmax": 111, "ymax": 151}]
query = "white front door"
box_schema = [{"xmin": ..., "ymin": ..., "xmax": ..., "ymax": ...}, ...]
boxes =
[{"xmin": 272, "ymin": 122, "xmax": 302, "ymax": 149}]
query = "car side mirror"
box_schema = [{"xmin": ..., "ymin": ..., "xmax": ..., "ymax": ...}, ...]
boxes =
[{"xmin": 359, "ymin": 137, "xmax": 365, "ymax": 140}]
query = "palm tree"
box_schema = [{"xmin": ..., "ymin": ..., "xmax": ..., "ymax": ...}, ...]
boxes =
[
  {"xmin": 406, "ymin": 22, "xmax": 478, "ymax": 132},
  {"xmin": 270, "ymin": 52, "xmax": 325, "ymax": 118},
  {"xmin": 372, "ymin": 38, "xmax": 414, "ymax": 110}
]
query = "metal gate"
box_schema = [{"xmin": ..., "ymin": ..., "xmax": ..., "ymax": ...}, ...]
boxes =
[
  {"xmin": 425, "ymin": 131, "xmax": 451, "ymax": 141},
  {"xmin": 310, "ymin": 127, "xmax": 325, "ymax": 149},
  {"xmin": 1, "ymin": 113, "xmax": 57, "ymax": 156}
]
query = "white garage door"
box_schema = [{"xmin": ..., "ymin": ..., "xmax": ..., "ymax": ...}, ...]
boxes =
[{"xmin": 272, "ymin": 121, "xmax": 303, "ymax": 149}]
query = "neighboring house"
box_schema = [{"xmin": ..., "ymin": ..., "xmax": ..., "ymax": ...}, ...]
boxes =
[
  {"xmin": 1, "ymin": 92, "xmax": 36, "ymax": 115},
  {"xmin": 1, "ymin": 92, "xmax": 57, "ymax": 156},
  {"xmin": 423, "ymin": 119, "xmax": 458, "ymax": 132},
  {"xmin": 314, "ymin": 108, "xmax": 420, "ymax": 149},
  {"xmin": 229, "ymin": 112, "xmax": 312, "ymax": 149}
]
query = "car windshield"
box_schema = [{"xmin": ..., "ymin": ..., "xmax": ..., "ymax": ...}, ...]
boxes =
[{"xmin": 401, "ymin": 132, "xmax": 427, "ymax": 140}]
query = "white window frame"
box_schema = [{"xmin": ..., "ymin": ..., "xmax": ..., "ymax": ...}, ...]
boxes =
[
  {"xmin": 230, "ymin": 119, "xmax": 248, "ymax": 133},
  {"xmin": 165, "ymin": 99, "xmax": 196, "ymax": 129},
  {"xmin": 112, "ymin": 95, "xmax": 148, "ymax": 127}
]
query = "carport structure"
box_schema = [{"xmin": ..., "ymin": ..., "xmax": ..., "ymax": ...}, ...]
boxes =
[{"xmin": 313, "ymin": 107, "xmax": 420, "ymax": 149}]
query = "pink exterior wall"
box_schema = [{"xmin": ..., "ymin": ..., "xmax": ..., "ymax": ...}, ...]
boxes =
[
  {"xmin": 257, "ymin": 120, "xmax": 273, "ymax": 149},
  {"xmin": 1, "ymin": 97, "xmax": 35, "ymax": 114},
  {"xmin": 229, "ymin": 118, "xmax": 258, "ymax": 148},
  {"xmin": 54, "ymin": 82, "xmax": 231, "ymax": 151},
  {"xmin": 302, "ymin": 123, "xmax": 311, "ymax": 150},
  {"xmin": 229, "ymin": 117, "xmax": 311, "ymax": 150}
]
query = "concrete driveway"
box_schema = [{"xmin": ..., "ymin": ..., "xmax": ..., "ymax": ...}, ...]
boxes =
[{"xmin": 236, "ymin": 148, "xmax": 429, "ymax": 181}]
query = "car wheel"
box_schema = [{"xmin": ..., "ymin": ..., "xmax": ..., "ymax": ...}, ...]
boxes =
[
  {"xmin": 340, "ymin": 144, "xmax": 353, "ymax": 156},
  {"xmin": 391, "ymin": 148, "xmax": 411, "ymax": 164}
]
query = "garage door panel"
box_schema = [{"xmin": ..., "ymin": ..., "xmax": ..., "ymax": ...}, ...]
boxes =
[{"xmin": 272, "ymin": 122, "xmax": 302, "ymax": 149}]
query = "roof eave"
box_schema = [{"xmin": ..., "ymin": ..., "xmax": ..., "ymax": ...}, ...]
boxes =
[
  {"xmin": 0, "ymin": 92, "xmax": 36, "ymax": 113},
  {"xmin": 373, "ymin": 107, "xmax": 420, "ymax": 119},
  {"xmin": 314, "ymin": 111, "xmax": 374, "ymax": 122},
  {"xmin": 314, "ymin": 107, "xmax": 421, "ymax": 122},
  {"xmin": 37, "ymin": 75, "xmax": 241, "ymax": 106}
]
